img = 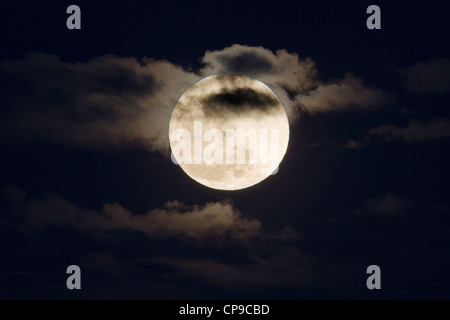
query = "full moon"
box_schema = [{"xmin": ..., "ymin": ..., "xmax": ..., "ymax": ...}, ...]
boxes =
[{"xmin": 169, "ymin": 74, "xmax": 289, "ymax": 190}]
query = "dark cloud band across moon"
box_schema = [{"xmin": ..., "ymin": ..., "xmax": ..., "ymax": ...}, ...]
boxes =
[{"xmin": 200, "ymin": 87, "xmax": 280, "ymax": 117}]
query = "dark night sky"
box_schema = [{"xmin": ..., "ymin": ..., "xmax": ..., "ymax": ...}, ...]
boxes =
[{"xmin": 0, "ymin": 0, "xmax": 449, "ymax": 299}]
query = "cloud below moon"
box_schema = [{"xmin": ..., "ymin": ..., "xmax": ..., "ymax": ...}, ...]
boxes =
[{"xmin": 2, "ymin": 186, "xmax": 261, "ymax": 239}]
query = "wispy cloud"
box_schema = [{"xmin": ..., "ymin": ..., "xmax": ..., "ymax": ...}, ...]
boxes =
[
  {"xmin": 368, "ymin": 118, "xmax": 450, "ymax": 143},
  {"xmin": 0, "ymin": 53, "xmax": 199, "ymax": 154},
  {"xmin": 402, "ymin": 58, "xmax": 450, "ymax": 94},
  {"xmin": 296, "ymin": 74, "xmax": 386, "ymax": 113},
  {"xmin": 346, "ymin": 117, "xmax": 450, "ymax": 148},
  {"xmin": 156, "ymin": 250, "xmax": 312, "ymax": 288},
  {"xmin": 358, "ymin": 193, "xmax": 415, "ymax": 217},
  {"xmin": 0, "ymin": 45, "xmax": 387, "ymax": 153},
  {"xmin": 2, "ymin": 187, "xmax": 261, "ymax": 239},
  {"xmin": 200, "ymin": 45, "xmax": 386, "ymax": 118}
]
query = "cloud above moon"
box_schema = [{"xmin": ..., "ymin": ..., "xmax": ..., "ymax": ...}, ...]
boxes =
[
  {"xmin": 200, "ymin": 44, "xmax": 319, "ymax": 92},
  {"xmin": 0, "ymin": 45, "xmax": 387, "ymax": 154}
]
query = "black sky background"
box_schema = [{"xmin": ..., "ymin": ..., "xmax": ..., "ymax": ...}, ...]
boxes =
[{"xmin": 0, "ymin": 0, "xmax": 449, "ymax": 299}]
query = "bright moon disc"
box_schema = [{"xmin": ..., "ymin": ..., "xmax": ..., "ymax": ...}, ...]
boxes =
[{"xmin": 169, "ymin": 74, "xmax": 289, "ymax": 190}]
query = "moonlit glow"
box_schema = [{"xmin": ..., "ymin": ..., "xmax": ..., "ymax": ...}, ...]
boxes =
[{"xmin": 169, "ymin": 74, "xmax": 289, "ymax": 190}]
